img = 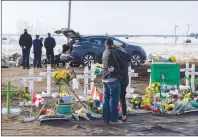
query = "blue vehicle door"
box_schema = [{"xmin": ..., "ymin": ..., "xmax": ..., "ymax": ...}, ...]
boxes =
[{"xmin": 89, "ymin": 37, "xmax": 107, "ymax": 63}]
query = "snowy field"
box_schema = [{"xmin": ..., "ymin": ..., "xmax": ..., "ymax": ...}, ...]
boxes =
[{"xmin": 2, "ymin": 35, "xmax": 198, "ymax": 62}]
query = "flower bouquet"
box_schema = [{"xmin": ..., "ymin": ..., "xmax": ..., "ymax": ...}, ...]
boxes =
[
  {"xmin": 149, "ymin": 82, "xmax": 160, "ymax": 94},
  {"xmin": 53, "ymin": 70, "xmax": 73, "ymax": 85},
  {"xmin": 141, "ymin": 93, "xmax": 152, "ymax": 110},
  {"xmin": 129, "ymin": 97, "xmax": 142, "ymax": 109},
  {"xmin": 168, "ymin": 55, "xmax": 176, "ymax": 62},
  {"xmin": 52, "ymin": 70, "xmax": 73, "ymax": 93}
]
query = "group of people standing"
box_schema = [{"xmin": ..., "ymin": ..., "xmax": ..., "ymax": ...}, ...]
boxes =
[
  {"xmin": 19, "ymin": 29, "xmax": 56, "ymax": 69},
  {"xmin": 102, "ymin": 38, "xmax": 131, "ymax": 124}
]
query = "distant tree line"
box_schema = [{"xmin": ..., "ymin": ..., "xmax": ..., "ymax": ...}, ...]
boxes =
[{"xmin": 189, "ymin": 33, "xmax": 198, "ymax": 37}]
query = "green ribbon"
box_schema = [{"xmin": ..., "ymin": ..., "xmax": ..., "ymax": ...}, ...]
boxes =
[
  {"xmin": 184, "ymin": 75, "xmax": 190, "ymax": 82},
  {"xmin": 159, "ymin": 86, "xmax": 163, "ymax": 101}
]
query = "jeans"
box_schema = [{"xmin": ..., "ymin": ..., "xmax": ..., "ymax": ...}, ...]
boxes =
[
  {"xmin": 33, "ymin": 53, "xmax": 42, "ymax": 68},
  {"xmin": 22, "ymin": 48, "xmax": 30, "ymax": 68},
  {"xmin": 120, "ymin": 83, "xmax": 128, "ymax": 116},
  {"xmin": 46, "ymin": 49, "xmax": 54, "ymax": 66},
  {"xmin": 103, "ymin": 80, "xmax": 121, "ymax": 122}
]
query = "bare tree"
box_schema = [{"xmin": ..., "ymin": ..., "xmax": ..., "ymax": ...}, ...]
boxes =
[
  {"xmin": 16, "ymin": 20, "xmax": 34, "ymax": 34},
  {"xmin": 16, "ymin": 20, "xmax": 48, "ymax": 35}
]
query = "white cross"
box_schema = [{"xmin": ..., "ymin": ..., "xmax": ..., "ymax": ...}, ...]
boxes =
[
  {"xmin": 185, "ymin": 64, "xmax": 197, "ymax": 92},
  {"xmin": 20, "ymin": 68, "xmax": 42, "ymax": 94},
  {"xmin": 75, "ymin": 65, "xmax": 96, "ymax": 97},
  {"xmin": 73, "ymin": 62, "xmax": 96, "ymax": 99},
  {"xmin": 126, "ymin": 65, "xmax": 138, "ymax": 99},
  {"xmin": 39, "ymin": 64, "xmax": 54, "ymax": 97}
]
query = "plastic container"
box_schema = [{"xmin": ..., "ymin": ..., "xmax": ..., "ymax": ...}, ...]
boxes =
[
  {"xmin": 55, "ymin": 104, "xmax": 72, "ymax": 115},
  {"xmin": 191, "ymin": 100, "xmax": 198, "ymax": 108},
  {"xmin": 61, "ymin": 95, "xmax": 73, "ymax": 104}
]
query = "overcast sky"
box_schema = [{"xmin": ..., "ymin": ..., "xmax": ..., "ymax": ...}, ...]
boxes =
[{"xmin": 2, "ymin": 1, "xmax": 198, "ymax": 35}]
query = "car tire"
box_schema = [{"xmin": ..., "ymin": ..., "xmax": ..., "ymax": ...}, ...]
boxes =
[
  {"xmin": 82, "ymin": 53, "xmax": 95, "ymax": 66},
  {"xmin": 131, "ymin": 52, "xmax": 142, "ymax": 67}
]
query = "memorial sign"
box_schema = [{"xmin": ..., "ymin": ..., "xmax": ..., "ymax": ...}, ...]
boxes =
[{"xmin": 151, "ymin": 64, "xmax": 180, "ymax": 85}]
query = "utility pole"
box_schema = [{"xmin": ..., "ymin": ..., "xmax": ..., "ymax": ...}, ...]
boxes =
[
  {"xmin": 186, "ymin": 24, "xmax": 191, "ymax": 40},
  {"xmin": 174, "ymin": 25, "xmax": 179, "ymax": 44},
  {"xmin": 67, "ymin": 0, "xmax": 71, "ymax": 43}
]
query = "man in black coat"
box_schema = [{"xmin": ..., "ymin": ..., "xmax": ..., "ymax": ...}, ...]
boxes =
[
  {"xmin": 19, "ymin": 29, "xmax": 32, "ymax": 69},
  {"xmin": 44, "ymin": 33, "xmax": 56, "ymax": 67}
]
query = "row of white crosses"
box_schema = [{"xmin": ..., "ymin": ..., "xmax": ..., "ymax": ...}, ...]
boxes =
[{"xmin": 72, "ymin": 62, "xmax": 139, "ymax": 99}]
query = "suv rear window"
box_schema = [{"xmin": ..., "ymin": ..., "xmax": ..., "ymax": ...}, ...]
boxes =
[{"xmin": 78, "ymin": 38, "xmax": 89, "ymax": 43}]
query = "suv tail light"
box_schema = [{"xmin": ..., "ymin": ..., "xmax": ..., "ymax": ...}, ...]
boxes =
[{"xmin": 73, "ymin": 44, "xmax": 81, "ymax": 48}]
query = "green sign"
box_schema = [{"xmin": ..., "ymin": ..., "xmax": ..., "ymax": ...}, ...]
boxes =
[{"xmin": 151, "ymin": 64, "xmax": 180, "ymax": 85}]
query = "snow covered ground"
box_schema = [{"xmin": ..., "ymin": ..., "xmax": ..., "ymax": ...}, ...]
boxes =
[
  {"xmin": 119, "ymin": 37, "xmax": 198, "ymax": 62},
  {"xmin": 2, "ymin": 35, "xmax": 198, "ymax": 62}
]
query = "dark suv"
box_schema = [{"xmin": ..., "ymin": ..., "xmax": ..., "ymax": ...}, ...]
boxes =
[{"xmin": 55, "ymin": 29, "xmax": 147, "ymax": 67}]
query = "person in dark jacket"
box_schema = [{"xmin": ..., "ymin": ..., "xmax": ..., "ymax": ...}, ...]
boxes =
[
  {"xmin": 102, "ymin": 39, "xmax": 124, "ymax": 124},
  {"xmin": 113, "ymin": 45, "xmax": 131, "ymax": 122},
  {"xmin": 40, "ymin": 37, "xmax": 44, "ymax": 47},
  {"xmin": 44, "ymin": 33, "xmax": 56, "ymax": 67},
  {"xmin": 33, "ymin": 35, "xmax": 43, "ymax": 68},
  {"xmin": 19, "ymin": 29, "xmax": 32, "ymax": 69}
]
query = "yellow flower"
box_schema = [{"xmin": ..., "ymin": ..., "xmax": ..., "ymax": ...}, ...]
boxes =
[
  {"xmin": 145, "ymin": 94, "xmax": 149, "ymax": 98},
  {"xmin": 146, "ymin": 87, "xmax": 150, "ymax": 94},
  {"xmin": 164, "ymin": 104, "xmax": 175, "ymax": 110},
  {"xmin": 155, "ymin": 87, "xmax": 159, "ymax": 93},
  {"xmin": 134, "ymin": 100, "xmax": 139, "ymax": 104},
  {"xmin": 88, "ymin": 98, "xmax": 94, "ymax": 102},
  {"xmin": 56, "ymin": 74, "xmax": 61, "ymax": 80},
  {"xmin": 155, "ymin": 56, "xmax": 160, "ymax": 60},
  {"xmin": 61, "ymin": 73, "xmax": 66, "ymax": 79},
  {"xmin": 151, "ymin": 83, "xmax": 155, "ymax": 88},
  {"xmin": 128, "ymin": 108, "xmax": 134, "ymax": 112},
  {"xmin": 156, "ymin": 82, "xmax": 160, "ymax": 86},
  {"xmin": 171, "ymin": 56, "xmax": 176, "ymax": 62}
]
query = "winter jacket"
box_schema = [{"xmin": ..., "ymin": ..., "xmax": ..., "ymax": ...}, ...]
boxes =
[
  {"xmin": 19, "ymin": 32, "xmax": 32, "ymax": 49},
  {"xmin": 102, "ymin": 47, "xmax": 124, "ymax": 81},
  {"xmin": 113, "ymin": 48, "xmax": 131, "ymax": 85},
  {"xmin": 44, "ymin": 36, "xmax": 56, "ymax": 51},
  {"xmin": 33, "ymin": 39, "xmax": 42, "ymax": 53}
]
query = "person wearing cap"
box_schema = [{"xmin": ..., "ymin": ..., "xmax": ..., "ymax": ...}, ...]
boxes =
[
  {"xmin": 44, "ymin": 33, "xmax": 56, "ymax": 67},
  {"xmin": 19, "ymin": 29, "xmax": 32, "ymax": 69},
  {"xmin": 33, "ymin": 35, "xmax": 42, "ymax": 68}
]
